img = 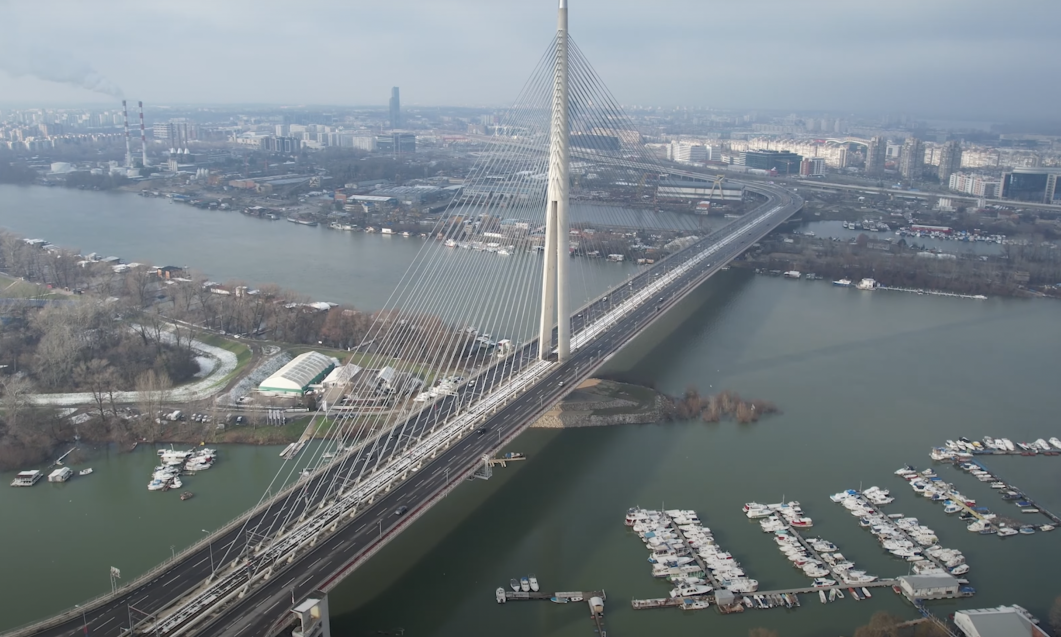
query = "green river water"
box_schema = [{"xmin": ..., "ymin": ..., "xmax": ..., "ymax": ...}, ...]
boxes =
[{"xmin": 1, "ymin": 186, "xmax": 1060, "ymax": 635}]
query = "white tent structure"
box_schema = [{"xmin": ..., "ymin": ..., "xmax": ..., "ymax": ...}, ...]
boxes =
[{"xmin": 258, "ymin": 352, "xmax": 337, "ymax": 396}]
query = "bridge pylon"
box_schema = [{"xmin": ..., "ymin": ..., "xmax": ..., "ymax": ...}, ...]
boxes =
[{"xmin": 538, "ymin": 0, "xmax": 571, "ymax": 362}]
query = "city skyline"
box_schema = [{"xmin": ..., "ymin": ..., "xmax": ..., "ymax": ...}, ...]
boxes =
[{"xmin": 1, "ymin": 0, "xmax": 1059, "ymax": 121}]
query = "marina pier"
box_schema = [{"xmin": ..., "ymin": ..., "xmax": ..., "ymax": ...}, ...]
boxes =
[{"xmin": 495, "ymin": 588, "xmax": 607, "ymax": 636}]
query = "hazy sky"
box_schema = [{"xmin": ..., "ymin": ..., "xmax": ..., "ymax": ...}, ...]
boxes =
[{"xmin": 1, "ymin": 0, "xmax": 1059, "ymax": 121}]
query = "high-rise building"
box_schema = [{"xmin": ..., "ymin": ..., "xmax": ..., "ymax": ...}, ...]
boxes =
[
  {"xmin": 937, "ymin": 141, "xmax": 962, "ymax": 183},
  {"xmin": 899, "ymin": 137, "xmax": 924, "ymax": 181},
  {"xmin": 389, "ymin": 87, "xmax": 401, "ymax": 129},
  {"xmin": 864, "ymin": 136, "xmax": 886, "ymax": 176}
]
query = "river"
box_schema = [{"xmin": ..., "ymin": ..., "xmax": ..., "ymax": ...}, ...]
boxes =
[{"xmin": 1, "ymin": 186, "xmax": 1060, "ymax": 635}]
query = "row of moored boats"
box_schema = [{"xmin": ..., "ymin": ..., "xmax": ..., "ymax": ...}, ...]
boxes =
[
  {"xmin": 833, "ymin": 488, "xmax": 971, "ymax": 578},
  {"xmin": 148, "ymin": 447, "xmax": 216, "ymax": 492},
  {"xmin": 934, "ymin": 436, "xmax": 1061, "ymax": 459},
  {"xmin": 626, "ymin": 507, "xmax": 758, "ymax": 606},
  {"xmin": 752, "ymin": 501, "xmax": 878, "ymax": 590}
]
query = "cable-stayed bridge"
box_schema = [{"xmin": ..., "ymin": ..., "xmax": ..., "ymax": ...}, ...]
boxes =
[{"xmin": 7, "ymin": 3, "xmax": 801, "ymax": 636}]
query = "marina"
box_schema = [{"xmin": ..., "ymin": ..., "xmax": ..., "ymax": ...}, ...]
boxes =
[{"xmin": 147, "ymin": 447, "xmax": 217, "ymax": 493}]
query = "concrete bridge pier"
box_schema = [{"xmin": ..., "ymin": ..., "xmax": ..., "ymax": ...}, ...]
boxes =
[{"xmin": 290, "ymin": 591, "xmax": 331, "ymax": 637}]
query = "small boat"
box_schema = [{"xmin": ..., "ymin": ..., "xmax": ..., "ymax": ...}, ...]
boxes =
[
  {"xmin": 861, "ymin": 587, "xmax": 872, "ymax": 599},
  {"xmin": 79, "ymin": 468, "xmax": 94, "ymax": 476},
  {"xmin": 1021, "ymin": 508, "xmax": 1040, "ymax": 514},
  {"xmin": 180, "ymin": 491, "xmax": 194, "ymax": 501},
  {"xmin": 828, "ymin": 588, "xmax": 837, "ymax": 602},
  {"xmin": 520, "ymin": 577, "xmax": 530, "ymax": 592},
  {"xmin": 1019, "ymin": 526, "xmax": 1036, "ymax": 535},
  {"xmin": 819, "ymin": 590, "xmax": 828, "ymax": 604},
  {"xmin": 510, "ymin": 579, "xmax": 520, "ymax": 592},
  {"xmin": 495, "ymin": 587, "xmax": 506, "ymax": 604},
  {"xmin": 1040, "ymin": 524, "xmax": 1055, "ymax": 532},
  {"xmin": 170, "ymin": 477, "xmax": 182, "ymax": 489},
  {"xmin": 529, "ymin": 575, "xmax": 539, "ymax": 592},
  {"xmin": 549, "ymin": 596, "xmax": 568, "ymax": 604},
  {"xmin": 833, "ymin": 278, "xmax": 852, "ymax": 287},
  {"xmin": 834, "ymin": 588, "xmax": 844, "ymax": 599},
  {"xmin": 849, "ymin": 587, "xmax": 860, "ymax": 600}
]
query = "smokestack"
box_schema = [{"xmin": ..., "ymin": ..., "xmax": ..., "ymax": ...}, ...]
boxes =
[
  {"xmin": 138, "ymin": 101, "xmax": 148, "ymax": 168},
  {"xmin": 121, "ymin": 99, "xmax": 132, "ymax": 169}
]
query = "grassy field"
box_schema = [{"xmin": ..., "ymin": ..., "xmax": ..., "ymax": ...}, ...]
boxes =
[{"xmin": 0, "ymin": 272, "xmax": 71, "ymax": 300}]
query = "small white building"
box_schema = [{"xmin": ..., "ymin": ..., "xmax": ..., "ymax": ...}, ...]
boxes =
[
  {"xmin": 321, "ymin": 364, "xmax": 361, "ymax": 389},
  {"xmin": 897, "ymin": 574, "xmax": 960, "ymax": 601},
  {"xmin": 954, "ymin": 605, "xmax": 1049, "ymax": 637}
]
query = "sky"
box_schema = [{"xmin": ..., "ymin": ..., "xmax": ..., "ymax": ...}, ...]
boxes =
[{"xmin": 1, "ymin": 0, "xmax": 1059, "ymax": 122}]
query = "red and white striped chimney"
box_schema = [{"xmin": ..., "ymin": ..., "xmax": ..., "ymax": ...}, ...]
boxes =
[
  {"xmin": 139, "ymin": 101, "xmax": 148, "ymax": 167},
  {"xmin": 122, "ymin": 100, "xmax": 132, "ymax": 169}
]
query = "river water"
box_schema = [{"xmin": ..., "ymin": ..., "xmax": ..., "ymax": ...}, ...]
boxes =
[{"xmin": 1, "ymin": 186, "xmax": 1060, "ymax": 635}]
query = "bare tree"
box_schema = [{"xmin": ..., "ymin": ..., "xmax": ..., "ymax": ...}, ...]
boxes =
[
  {"xmin": 76, "ymin": 359, "xmax": 113, "ymax": 422},
  {"xmin": 135, "ymin": 369, "xmax": 172, "ymax": 438}
]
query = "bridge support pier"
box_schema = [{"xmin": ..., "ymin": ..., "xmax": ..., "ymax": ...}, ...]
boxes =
[{"xmin": 289, "ymin": 590, "xmax": 332, "ymax": 637}]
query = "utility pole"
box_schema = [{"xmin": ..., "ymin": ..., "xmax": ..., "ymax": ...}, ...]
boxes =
[{"xmin": 538, "ymin": 0, "xmax": 571, "ymax": 363}]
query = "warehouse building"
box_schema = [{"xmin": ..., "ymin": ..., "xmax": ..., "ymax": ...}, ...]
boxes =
[
  {"xmin": 258, "ymin": 352, "xmax": 337, "ymax": 396},
  {"xmin": 954, "ymin": 605, "xmax": 1049, "ymax": 637},
  {"xmin": 897, "ymin": 573, "xmax": 960, "ymax": 601}
]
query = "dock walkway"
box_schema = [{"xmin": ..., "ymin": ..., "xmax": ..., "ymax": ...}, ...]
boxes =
[
  {"xmin": 859, "ymin": 497, "xmax": 949, "ymax": 572},
  {"xmin": 965, "ymin": 459, "xmax": 1061, "ymax": 526},
  {"xmin": 631, "ymin": 580, "xmax": 899, "ymax": 611},
  {"xmin": 668, "ymin": 516, "xmax": 722, "ymax": 591}
]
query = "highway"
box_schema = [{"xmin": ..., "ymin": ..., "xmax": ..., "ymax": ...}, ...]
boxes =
[{"xmin": 9, "ymin": 180, "xmax": 801, "ymax": 637}]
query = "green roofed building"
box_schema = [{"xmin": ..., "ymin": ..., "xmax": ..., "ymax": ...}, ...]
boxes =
[{"xmin": 258, "ymin": 351, "xmax": 337, "ymax": 396}]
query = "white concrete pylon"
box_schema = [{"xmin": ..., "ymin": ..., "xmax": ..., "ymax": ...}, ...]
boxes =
[{"xmin": 539, "ymin": 0, "xmax": 571, "ymax": 362}]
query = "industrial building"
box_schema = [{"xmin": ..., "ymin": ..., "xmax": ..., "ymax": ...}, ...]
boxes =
[
  {"xmin": 258, "ymin": 352, "xmax": 337, "ymax": 396},
  {"xmin": 656, "ymin": 177, "xmax": 745, "ymax": 202},
  {"xmin": 954, "ymin": 605, "xmax": 1049, "ymax": 637},
  {"xmin": 897, "ymin": 573, "xmax": 960, "ymax": 601}
]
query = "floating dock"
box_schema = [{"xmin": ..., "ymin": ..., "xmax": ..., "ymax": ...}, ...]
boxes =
[
  {"xmin": 958, "ymin": 458, "xmax": 1061, "ymax": 527},
  {"xmin": 496, "ymin": 588, "xmax": 607, "ymax": 636}
]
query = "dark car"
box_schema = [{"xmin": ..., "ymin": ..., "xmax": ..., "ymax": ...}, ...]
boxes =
[
  {"xmin": 394, "ymin": 505, "xmax": 409, "ymax": 516},
  {"xmin": 476, "ymin": 427, "xmax": 488, "ymax": 436}
]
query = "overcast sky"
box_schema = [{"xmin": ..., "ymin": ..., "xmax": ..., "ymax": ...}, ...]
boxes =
[{"xmin": 1, "ymin": 0, "xmax": 1059, "ymax": 122}]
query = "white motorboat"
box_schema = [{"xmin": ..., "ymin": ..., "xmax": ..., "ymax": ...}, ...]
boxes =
[
  {"xmin": 997, "ymin": 527, "xmax": 1018, "ymax": 537},
  {"xmin": 833, "ymin": 278, "xmax": 852, "ymax": 287},
  {"xmin": 1050, "ymin": 437, "xmax": 1061, "ymax": 450},
  {"xmin": 170, "ymin": 477, "xmax": 182, "ymax": 489},
  {"xmin": 520, "ymin": 577, "xmax": 530, "ymax": 592},
  {"xmin": 510, "ymin": 578, "xmax": 520, "ymax": 592},
  {"xmin": 819, "ymin": 590, "xmax": 828, "ymax": 604},
  {"xmin": 812, "ymin": 578, "xmax": 837, "ymax": 587},
  {"xmin": 79, "ymin": 468, "xmax": 94, "ymax": 476},
  {"xmin": 949, "ymin": 564, "xmax": 970, "ymax": 575},
  {"xmin": 529, "ymin": 575, "xmax": 539, "ymax": 592},
  {"xmin": 670, "ymin": 584, "xmax": 712, "ymax": 598},
  {"xmin": 148, "ymin": 478, "xmax": 166, "ymax": 491},
  {"xmin": 496, "ymin": 587, "xmax": 506, "ymax": 604}
]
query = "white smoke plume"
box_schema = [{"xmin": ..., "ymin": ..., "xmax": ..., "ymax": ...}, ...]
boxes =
[
  {"xmin": 0, "ymin": 1, "xmax": 123, "ymax": 99},
  {"xmin": 0, "ymin": 44, "xmax": 124, "ymax": 99}
]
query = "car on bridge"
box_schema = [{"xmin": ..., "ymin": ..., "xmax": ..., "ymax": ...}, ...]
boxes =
[{"xmin": 394, "ymin": 505, "xmax": 408, "ymax": 516}]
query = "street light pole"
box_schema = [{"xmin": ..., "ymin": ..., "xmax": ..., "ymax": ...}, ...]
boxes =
[{"xmin": 75, "ymin": 605, "xmax": 86, "ymax": 632}]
